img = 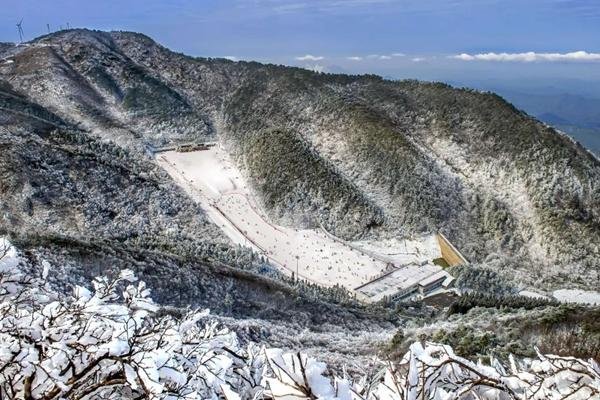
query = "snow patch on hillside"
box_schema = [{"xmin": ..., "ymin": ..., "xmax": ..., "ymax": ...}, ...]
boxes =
[
  {"xmin": 421, "ymin": 132, "xmax": 548, "ymax": 263},
  {"xmin": 519, "ymin": 290, "xmax": 551, "ymax": 300},
  {"xmin": 553, "ymin": 289, "xmax": 600, "ymax": 305}
]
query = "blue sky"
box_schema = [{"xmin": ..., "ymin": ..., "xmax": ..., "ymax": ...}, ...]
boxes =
[{"xmin": 2, "ymin": 0, "xmax": 600, "ymax": 86}]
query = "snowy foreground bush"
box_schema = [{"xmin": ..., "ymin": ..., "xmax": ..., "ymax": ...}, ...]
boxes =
[{"xmin": 1, "ymin": 241, "xmax": 599, "ymax": 399}]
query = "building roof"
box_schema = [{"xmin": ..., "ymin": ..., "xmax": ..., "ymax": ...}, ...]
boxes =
[
  {"xmin": 417, "ymin": 270, "xmax": 452, "ymax": 287},
  {"xmin": 356, "ymin": 262, "xmax": 443, "ymax": 302}
]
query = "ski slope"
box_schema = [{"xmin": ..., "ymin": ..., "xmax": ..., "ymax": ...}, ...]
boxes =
[{"xmin": 157, "ymin": 146, "xmax": 442, "ymax": 293}]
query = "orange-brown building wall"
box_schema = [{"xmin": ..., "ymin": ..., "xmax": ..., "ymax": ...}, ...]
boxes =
[{"xmin": 436, "ymin": 234, "xmax": 467, "ymax": 267}]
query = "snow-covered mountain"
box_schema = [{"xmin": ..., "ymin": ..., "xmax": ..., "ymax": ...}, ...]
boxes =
[
  {"xmin": 2, "ymin": 29, "xmax": 599, "ymax": 291},
  {"xmin": 1, "ymin": 29, "xmax": 600, "ymax": 374}
]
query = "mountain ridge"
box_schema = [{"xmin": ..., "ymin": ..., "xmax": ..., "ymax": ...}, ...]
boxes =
[{"xmin": 1, "ymin": 28, "xmax": 599, "ymax": 295}]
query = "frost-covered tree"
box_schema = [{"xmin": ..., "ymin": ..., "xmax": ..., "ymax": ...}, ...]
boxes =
[
  {"xmin": 1, "ymin": 239, "xmax": 599, "ymax": 399},
  {"xmin": 0, "ymin": 239, "xmax": 259, "ymax": 399}
]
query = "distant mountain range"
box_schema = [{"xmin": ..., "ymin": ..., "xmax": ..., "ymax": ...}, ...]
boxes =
[
  {"xmin": 449, "ymin": 80, "xmax": 600, "ymax": 156},
  {"xmin": 498, "ymin": 90, "xmax": 600, "ymax": 156}
]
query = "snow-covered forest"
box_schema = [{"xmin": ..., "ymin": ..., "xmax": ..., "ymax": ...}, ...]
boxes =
[
  {"xmin": 2, "ymin": 241, "xmax": 599, "ymax": 399},
  {"xmin": 3, "ymin": 29, "xmax": 600, "ymax": 292},
  {"xmin": 2, "ymin": 28, "xmax": 600, "ymax": 399}
]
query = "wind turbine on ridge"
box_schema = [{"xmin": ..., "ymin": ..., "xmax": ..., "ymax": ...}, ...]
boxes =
[{"xmin": 16, "ymin": 18, "xmax": 24, "ymax": 43}]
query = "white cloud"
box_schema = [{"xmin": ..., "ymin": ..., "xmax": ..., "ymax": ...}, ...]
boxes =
[
  {"xmin": 411, "ymin": 57, "xmax": 426, "ymax": 62},
  {"xmin": 296, "ymin": 54, "xmax": 324, "ymax": 61},
  {"xmin": 261, "ymin": 0, "xmax": 398, "ymax": 14},
  {"xmin": 451, "ymin": 51, "xmax": 600, "ymax": 62},
  {"xmin": 365, "ymin": 54, "xmax": 393, "ymax": 60},
  {"xmin": 223, "ymin": 56, "xmax": 238, "ymax": 61},
  {"xmin": 391, "ymin": 52, "xmax": 405, "ymax": 57},
  {"xmin": 347, "ymin": 56, "xmax": 363, "ymax": 61}
]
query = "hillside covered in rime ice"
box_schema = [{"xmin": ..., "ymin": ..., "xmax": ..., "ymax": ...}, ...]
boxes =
[
  {"xmin": 1, "ymin": 29, "xmax": 600, "ymax": 398},
  {"xmin": 2, "ymin": 29, "xmax": 600, "ymax": 291}
]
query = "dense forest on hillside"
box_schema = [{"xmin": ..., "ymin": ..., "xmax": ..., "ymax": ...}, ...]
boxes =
[
  {"xmin": 1, "ymin": 29, "xmax": 600, "ymax": 375},
  {"xmin": 1, "ymin": 29, "xmax": 599, "ymax": 291}
]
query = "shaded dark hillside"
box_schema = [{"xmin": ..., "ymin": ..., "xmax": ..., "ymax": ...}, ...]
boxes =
[
  {"xmin": 0, "ymin": 127, "xmax": 223, "ymax": 249},
  {"xmin": 1, "ymin": 29, "xmax": 599, "ymax": 291}
]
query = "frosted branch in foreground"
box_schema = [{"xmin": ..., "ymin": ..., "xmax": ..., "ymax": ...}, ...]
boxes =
[{"xmin": 0, "ymin": 240, "xmax": 598, "ymax": 399}]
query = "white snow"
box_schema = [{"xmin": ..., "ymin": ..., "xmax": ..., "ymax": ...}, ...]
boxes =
[
  {"xmin": 156, "ymin": 146, "xmax": 445, "ymax": 297},
  {"xmin": 552, "ymin": 289, "xmax": 600, "ymax": 305},
  {"xmin": 519, "ymin": 290, "xmax": 550, "ymax": 300},
  {"xmin": 351, "ymin": 236, "xmax": 441, "ymax": 266},
  {"xmin": 0, "ymin": 237, "xmax": 19, "ymax": 271},
  {"xmin": 419, "ymin": 134, "xmax": 548, "ymax": 264}
]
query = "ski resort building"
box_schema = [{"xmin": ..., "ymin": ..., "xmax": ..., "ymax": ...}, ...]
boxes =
[
  {"xmin": 354, "ymin": 234, "xmax": 466, "ymax": 303},
  {"xmin": 355, "ymin": 262, "xmax": 455, "ymax": 302}
]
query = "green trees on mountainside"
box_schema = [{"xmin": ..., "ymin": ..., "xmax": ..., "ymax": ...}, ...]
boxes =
[{"xmin": 242, "ymin": 128, "xmax": 383, "ymax": 239}]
